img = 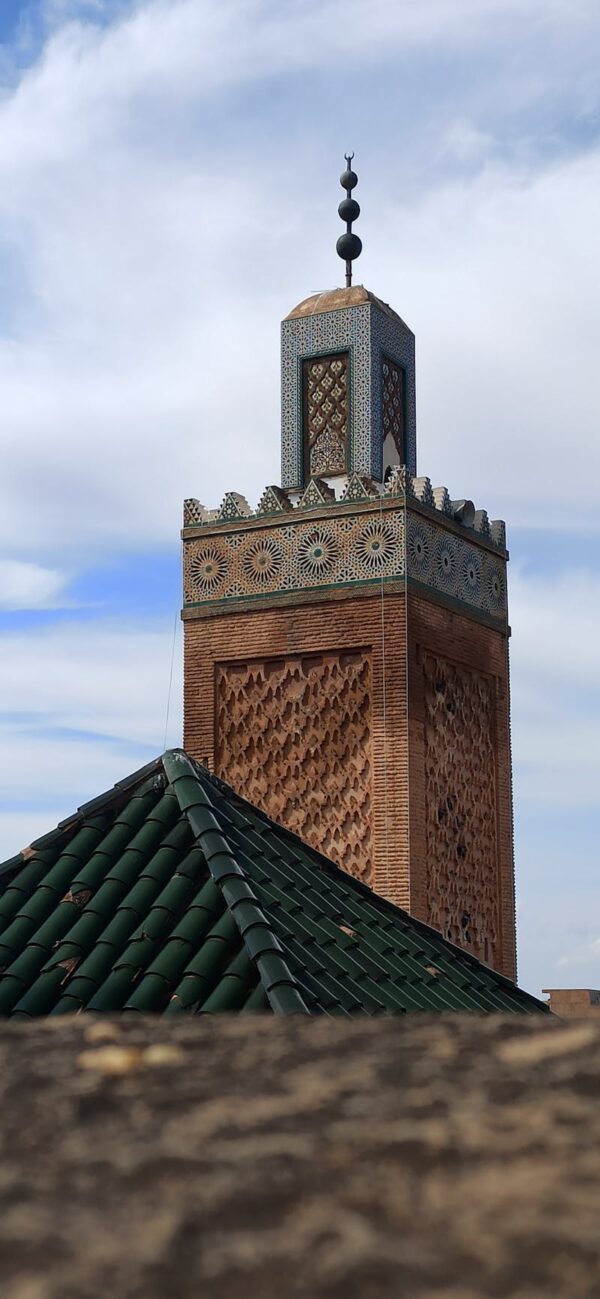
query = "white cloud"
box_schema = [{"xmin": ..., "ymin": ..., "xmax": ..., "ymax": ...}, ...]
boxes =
[
  {"xmin": 0, "ymin": 614, "xmax": 182, "ymax": 858},
  {"xmin": 517, "ymin": 888, "xmax": 600, "ymax": 996},
  {"xmin": 510, "ymin": 569, "xmax": 600, "ymax": 693},
  {"xmin": 509, "ymin": 568, "xmax": 600, "ymax": 806},
  {"xmin": 0, "ymin": 0, "xmax": 599, "ymax": 1000},
  {"xmin": 0, "ymin": 617, "xmax": 182, "ymax": 747},
  {"xmin": 0, "ymin": 809, "xmax": 66, "ymax": 859},
  {"xmin": 0, "ymin": 0, "xmax": 598, "ymax": 568},
  {"xmin": 0, "ymin": 559, "xmax": 70, "ymax": 608},
  {"xmin": 0, "ymin": 734, "xmax": 159, "ymax": 860}
]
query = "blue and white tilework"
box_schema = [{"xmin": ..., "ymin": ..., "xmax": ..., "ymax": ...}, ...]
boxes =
[
  {"xmin": 370, "ymin": 304, "xmax": 416, "ymax": 481},
  {"xmin": 184, "ymin": 500, "xmax": 507, "ymax": 625},
  {"xmin": 281, "ymin": 299, "xmax": 416, "ymax": 489}
]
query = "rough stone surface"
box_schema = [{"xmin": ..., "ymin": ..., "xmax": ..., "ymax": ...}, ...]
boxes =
[{"xmin": 0, "ymin": 1015, "xmax": 599, "ymax": 1299}]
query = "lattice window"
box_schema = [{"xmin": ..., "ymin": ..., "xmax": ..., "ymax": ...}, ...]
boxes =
[
  {"xmin": 382, "ymin": 356, "xmax": 405, "ymax": 462},
  {"xmin": 215, "ymin": 649, "xmax": 373, "ymax": 883},
  {"xmin": 422, "ymin": 652, "xmax": 500, "ymax": 966},
  {"xmin": 302, "ymin": 353, "xmax": 349, "ymax": 480}
]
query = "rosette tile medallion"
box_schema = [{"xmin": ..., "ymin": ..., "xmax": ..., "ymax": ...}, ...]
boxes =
[{"xmin": 182, "ymin": 156, "xmax": 518, "ymax": 982}]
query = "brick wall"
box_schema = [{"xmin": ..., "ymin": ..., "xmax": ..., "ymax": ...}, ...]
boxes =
[
  {"xmin": 543, "ymin": 990, "xmax": 600, "ymax": 1019},
  {"xmin": 184, "ymin": 585, "xmax": 516, "ymax": 980},
  {"xmin": 184, "ymin": 592, "xmax": 410, "ymax": 906},
  {"xmin": 406, "ymin": 593, "xmax": 515, "ymax": 981}
]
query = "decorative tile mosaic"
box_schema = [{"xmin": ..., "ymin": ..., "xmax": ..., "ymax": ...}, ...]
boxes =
[
  {"xmin": 183, "ymin": 501, "xmax": 507, "ymax": 623},
  {"xmin": 298, "ymin": 477, "xmax": 335, "ymax": 508},
  {"xmin": 303, "ymin": 353, "xmax": 348, "ymax": 477},
  {"xmin": 404, "ymin": 513, "xmax": 506, "ymax": 617},
  {"xmin": 184, "ymin": 508, "xmax": 405, "ymax": 603},
  {"xmin": 381, "ymin": 356, "xmax": 405, "ymax": 462},
  {"xmin": 217, "ymin": 492, "xmax": 252, "ymax": 521},
  {"xmin": 340, "ymin": 473, "xmax": 379, "ymax": 502},
  {"xmin": 183, "ymin": 498, "xmax": 207, "ymax": 525},
  {"xmin": 370, "ymin": 304, "xmax": 416, "ymax": 480},
  {"xmin": 281, "ymin": 299, "xmax": 416, "ymax": 489},
  {"xmin": 255, "ymin": 485, "xmax": 292, "ymax": 516}
]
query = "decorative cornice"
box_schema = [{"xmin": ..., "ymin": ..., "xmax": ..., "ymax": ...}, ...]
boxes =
[
  {"xmin": 183, "ymin": 467, "xmax": 506, "ymax": 554},
  {"xmin": 182, "ymin": 491, "xmax": 508, "ymax": 627}
]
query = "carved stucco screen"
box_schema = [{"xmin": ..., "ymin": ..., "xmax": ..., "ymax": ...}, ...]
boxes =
[
  {"xmin": 215, "ymin": 649, "xmax": 373, "ymax": 884},
  {"xmin": 382, "ymin": 356, "xmax": 405, "ymax": 464},
  {"xmin": 423, "ymin": 652, "xmax": 500, "ymax": 967},
  {"xmin": 302, "ymin": 352, "xmax": 349, "ymax": 479}
]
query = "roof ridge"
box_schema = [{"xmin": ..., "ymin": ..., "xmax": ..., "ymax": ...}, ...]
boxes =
[
  {"xmin": 0, "ymin": 757, "xmax": 167, "ymax": 888},
  {"xmin": 180, "ymin": 755, "xmax": 537, "ymax": 999},
  {"xmin": 163, "ymin": 752, "xmax": 309, "ymax": 1015}
]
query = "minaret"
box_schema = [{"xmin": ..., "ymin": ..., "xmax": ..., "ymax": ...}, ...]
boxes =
[{"xmin": 182, "ymin": 158, "xmax": 516, "ymax": 980}]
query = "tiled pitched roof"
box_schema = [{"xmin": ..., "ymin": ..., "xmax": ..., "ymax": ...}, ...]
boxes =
[{"xmin": 0, "ymin": 751, "xmax": 547, "ymax": 1017}]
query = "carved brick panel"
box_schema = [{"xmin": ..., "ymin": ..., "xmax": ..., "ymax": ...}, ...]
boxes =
[
  {"xmin": 216, "ymin": 650, "xmax": 373, "ymax": 883},
  {"xmin": 422, "ymin": 652, "xmax": 500, "ymax": 966},
  {"xmin": 303, "ymin": 353, "xmax": 348, "ymax": 479}
]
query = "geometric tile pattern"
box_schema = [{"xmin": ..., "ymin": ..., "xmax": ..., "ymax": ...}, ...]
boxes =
[
  {"xmin": 216, "ymin": 650, "xmax": 373, "ymax": 884},
  {"xmin": 303, "ymin": 353, "xmax": 348, "ymax": 477},
  {"xmin": 382, "ymin": 355, "xmax": 404, "ymax": 461},
  {"xmin": 371, "ymin": 306, "xmax": 415, "ymax": 480},
  {"xmin": 405, "ymin": 513, "xmax": 507, "ymax": 618},
  {"xmin": 423, "ymin": 652, "xmax": 500, "ymax": 970},
  {"xmin": 183, "ymin": 500, "xmax": 507, "ymax": 623},
  {"xmin": 281, "ymin": 297, "xmax": 416, "ymax": 488},
  {"xmin": 184, "ymin": 507, "xmax": 405, "ymax": 603}
]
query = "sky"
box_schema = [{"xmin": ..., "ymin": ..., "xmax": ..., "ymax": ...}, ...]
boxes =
[{"xmin": 0, "ymin": 0, "xmax": 599, "ymax": 998}]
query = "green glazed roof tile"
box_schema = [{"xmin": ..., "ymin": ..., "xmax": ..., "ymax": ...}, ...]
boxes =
[{"xmin": 0, "ymin": 749, "xmax": 548, "ymax": 1018}]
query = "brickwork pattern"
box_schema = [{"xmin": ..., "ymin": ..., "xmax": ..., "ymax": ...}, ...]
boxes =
[
  {"xmin": 216, "ymin": 650, "xmax": 373, "ymax": 882},
  {"xmin": 183, "ymin": 590, "xmax": 516, "ymax": 980},
  {"xmin": 405, "ymin": 594, "xmax": 515, "ymax": 981},
  {"xmin": 422, "ymin": 651, "xmax": 499, "ymax": 967},
  {"xmin": 184, "ymin": 595, "xmax": 410, "ymax": 908}
]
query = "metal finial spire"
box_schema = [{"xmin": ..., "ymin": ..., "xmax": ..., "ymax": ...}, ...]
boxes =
[{"xmin": 336, "ymin": 153, "xmax": 362, "ymax": 287}]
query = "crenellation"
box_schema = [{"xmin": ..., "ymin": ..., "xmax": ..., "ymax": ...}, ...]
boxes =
[
  {"xmin": 340, "ymin": 473, "xmax": 379, "ymax": 502},
  {"xmin": 298, "ymin": 477, "xmax": 336, "ymax": 509},
  {"xmin": 217, "ymin": 492, "xmax": 252, "ymax": 522},
  {"xmin": 256, "ymin": 485, "xmax": 293, "ymax": 516},
  {"xmin": 490, "ymin": 519, "xmax": 506, "ymax": 548},
  {"xmin": 183, "ymin": 498, "xmax": 214, "ymax": 526},
  {"xmin": 412, "ymin": 476, "xmax": 435, "ymax": 507},
  {"xmin": 183, "ymin": 471, "xmax": 507, "ymax": 563},
  {"xmin": 474, "ymin": 508, "xmax": 491, "ymax": 537},
  {"xmin": 432, "ymin": 486, "xmax": 452, "ymax": 515},
  {"xmin": 384, "ymin": 465, "xmax": 413, "ymax": 497}
]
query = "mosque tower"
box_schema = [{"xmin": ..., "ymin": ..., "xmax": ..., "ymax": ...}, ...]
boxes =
[{"xmin": 181, "ymin": 158, "xmax": 516, "ymax": 980}]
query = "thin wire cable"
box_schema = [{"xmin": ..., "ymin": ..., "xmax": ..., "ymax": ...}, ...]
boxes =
[
  {"xmin": 162, "ymin": 608, "xmax": 179, "ymax": 754},
  {"xmin": 402, "ymin": 481, "xmax": 410, "ymax": 908},
  {"xmin": 378, "ymin": 485, "xmax": 391, "ymax": 893}
]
